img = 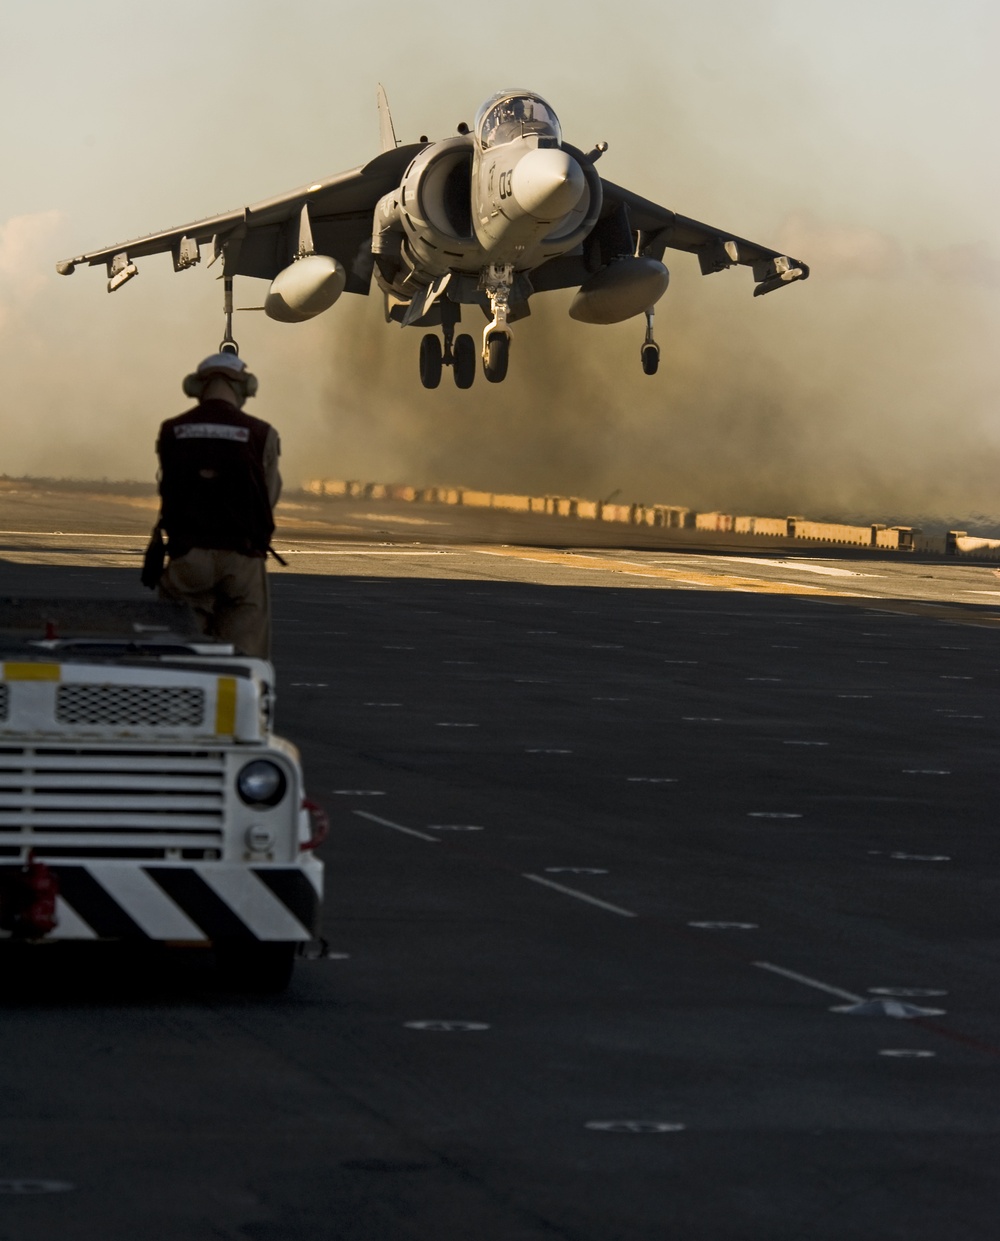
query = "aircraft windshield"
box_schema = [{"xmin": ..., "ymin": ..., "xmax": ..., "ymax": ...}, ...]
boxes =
[{"xmin": 476, "ymin": 93, "xmax": 562, "ymax": 150}]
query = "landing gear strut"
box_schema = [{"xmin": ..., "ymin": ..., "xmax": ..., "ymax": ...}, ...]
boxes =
[
  {"xmin": 220, "ymin": 276, "xmax": 239, "ymax": 355},
  {"xmin": 640, "ymin": 306, "xmax": 659, "ymax": 376},
  {"xmin": 480, "ymin": 263, "xmax": 514, "ymax": 384}
]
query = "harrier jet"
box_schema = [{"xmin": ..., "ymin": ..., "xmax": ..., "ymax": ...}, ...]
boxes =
[{"xmin": 57, "ymin": 87, "xmax": 809, "ymax": 389}]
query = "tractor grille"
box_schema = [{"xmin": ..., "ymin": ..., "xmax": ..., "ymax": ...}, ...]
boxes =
[
  {"xmin": 0, "ymin": 745, "xmax": 227, "ymax": 860},
  {"xmin": 56, "ymin": 684, "xmax": 205, "ymax": 728}
]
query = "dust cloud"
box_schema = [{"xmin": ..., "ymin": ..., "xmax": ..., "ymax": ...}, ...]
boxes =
[{"xmin": 314, "ymin": 228, "xmax": 1000, "ymax": 530}]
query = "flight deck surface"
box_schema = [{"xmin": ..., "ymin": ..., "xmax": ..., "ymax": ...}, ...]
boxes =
[{"xmin": 1, "ymin": 489, "xmax": 997, "ymax": 1240}]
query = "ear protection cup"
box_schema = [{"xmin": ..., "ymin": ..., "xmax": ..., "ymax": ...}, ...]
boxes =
[{"xmin": 182, "ymin": 355, "xmax": 257, "ymax": 400}]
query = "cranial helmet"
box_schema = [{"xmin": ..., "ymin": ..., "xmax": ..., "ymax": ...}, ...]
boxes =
[{"xmin": 182, "ymin": 352, "xmax": 259, "ymax": 400}]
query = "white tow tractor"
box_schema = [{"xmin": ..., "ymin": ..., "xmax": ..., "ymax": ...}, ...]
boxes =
[{"xmin": 0, "ymin": 598, "xmax": 325, "ymax": 992}]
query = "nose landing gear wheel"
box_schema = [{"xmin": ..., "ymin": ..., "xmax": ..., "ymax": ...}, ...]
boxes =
[
  {"xmin": 419, "ymin": 334, "xmax": 443, "ymax": 389},
  {"xmin": 483, "ymin": 332, "xmax": 510, "ymax": 384},
  {"xmin": 641, "ymin": 342, "xmax": 660, "ymax": 376},
  {"xmin": 452, "ymin": 334, "xmax": 476, "ymax": 389}
]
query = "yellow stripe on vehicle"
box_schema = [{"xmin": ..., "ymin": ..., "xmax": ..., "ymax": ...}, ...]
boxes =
[
  {"xmin": 215, "ymin": 677, "xmax": 237, "ymax": 734},
  {"xmin": 3, "ymin": 662, "xmax": 61, "ymax": 681}
]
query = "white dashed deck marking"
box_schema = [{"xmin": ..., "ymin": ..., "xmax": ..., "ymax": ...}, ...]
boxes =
[
  {"xmin": 353, "ymin": 810, "xmax": 439, "ymax": 843},
  {"xmin": 0, "ymin": 1181, "xmax": 75, "ymax": 1194},
  {"xmin": 585, "ymin": 1121, "xmax": 685, "ymax": 1133},
  {"xmin": 754, "ymin": 961, "xmax": 863, "ymax": 1003},
  {"xmin": 404, "ymin": 1021, "xmax": 490, "ymax": 1032},
  {"xmin": 870, "ymin": 988, "xmax": 948, "ymax": 998},
  {"xmin": 689, "ymin": 921, "xmax": 758, "ymax": 930},
  {"xmin": 523, "ymin": 874, "xmax": 637, "ymax": 917}
]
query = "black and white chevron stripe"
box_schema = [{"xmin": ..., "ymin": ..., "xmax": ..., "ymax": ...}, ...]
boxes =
[{"xmin": 3, "ymin": 863, "xmax": 321, "ymax": 943}]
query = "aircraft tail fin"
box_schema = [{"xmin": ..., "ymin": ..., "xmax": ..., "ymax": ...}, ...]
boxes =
[{"xmin": 377, "ymin": 84, "xmax": 398, "ymax": 152}]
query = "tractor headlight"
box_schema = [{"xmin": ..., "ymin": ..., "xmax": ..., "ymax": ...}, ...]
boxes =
[{"xmin": 236, "ymin": 759, "xmax": 287, "ymax": 808}]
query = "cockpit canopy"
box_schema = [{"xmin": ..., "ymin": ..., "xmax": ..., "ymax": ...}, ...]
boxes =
[{"xmin": 475, "ymin": 91, "xmax": 562, "ymax": 150}]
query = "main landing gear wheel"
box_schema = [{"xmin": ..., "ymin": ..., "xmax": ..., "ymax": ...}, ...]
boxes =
[
  {"xmin": 419, "ymin": 334, "xmax": 443, "ymax": 389},
  {"xmin": 453, "ymin": 334, "xmax": 476, "ymax": 389},
  {"xmin": 483, "ymin": 332, "xmax": 510, "ymax": 384}
]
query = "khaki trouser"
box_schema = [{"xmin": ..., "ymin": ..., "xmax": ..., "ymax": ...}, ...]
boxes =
[{"xmin": 159, "ymin": 548, "xmax": 271, "ymax": 659}]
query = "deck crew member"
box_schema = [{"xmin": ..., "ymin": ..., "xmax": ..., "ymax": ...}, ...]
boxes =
[{"xmin": 156, "ymin": 353, "xmax": 281, "ymax": 659}]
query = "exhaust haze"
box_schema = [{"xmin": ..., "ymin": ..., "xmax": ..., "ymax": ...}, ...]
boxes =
[{"xmin": 2, "ymin": 0, "xmax": 998, "ymax": 527}]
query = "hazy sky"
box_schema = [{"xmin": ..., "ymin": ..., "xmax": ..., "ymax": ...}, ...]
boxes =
[{"xmin": 2, "ymin": 0, "xmax": 998, "ymax": 523}]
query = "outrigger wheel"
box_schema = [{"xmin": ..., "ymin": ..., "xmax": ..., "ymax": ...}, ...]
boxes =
[{"xmin": 641, "ymin": 306, "xmax": 660, "ymax": 375}]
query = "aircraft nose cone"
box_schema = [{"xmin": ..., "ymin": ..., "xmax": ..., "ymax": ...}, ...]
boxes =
[{"xmin": 510, "ymin": 149, "xmax": 585, "ymax": 220}]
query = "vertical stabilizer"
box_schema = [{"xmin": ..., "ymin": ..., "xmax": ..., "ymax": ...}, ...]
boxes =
[{"xmin": 377, "ymin": 84, "xmax": 398, "ymax": 153}]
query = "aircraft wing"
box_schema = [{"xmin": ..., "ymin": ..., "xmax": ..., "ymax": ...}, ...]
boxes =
[
  {"xmin": 56, "ymin": 145, "xmax": 423, "ymax": 294},
  {"xmin": 599, "ymin": 178, "xmax": 809, "ymax": 295}
]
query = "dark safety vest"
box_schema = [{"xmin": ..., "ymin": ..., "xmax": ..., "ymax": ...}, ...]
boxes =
[{"xmin": 157, "ymin": 400, "xmax": 275, "ymax": 557}]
